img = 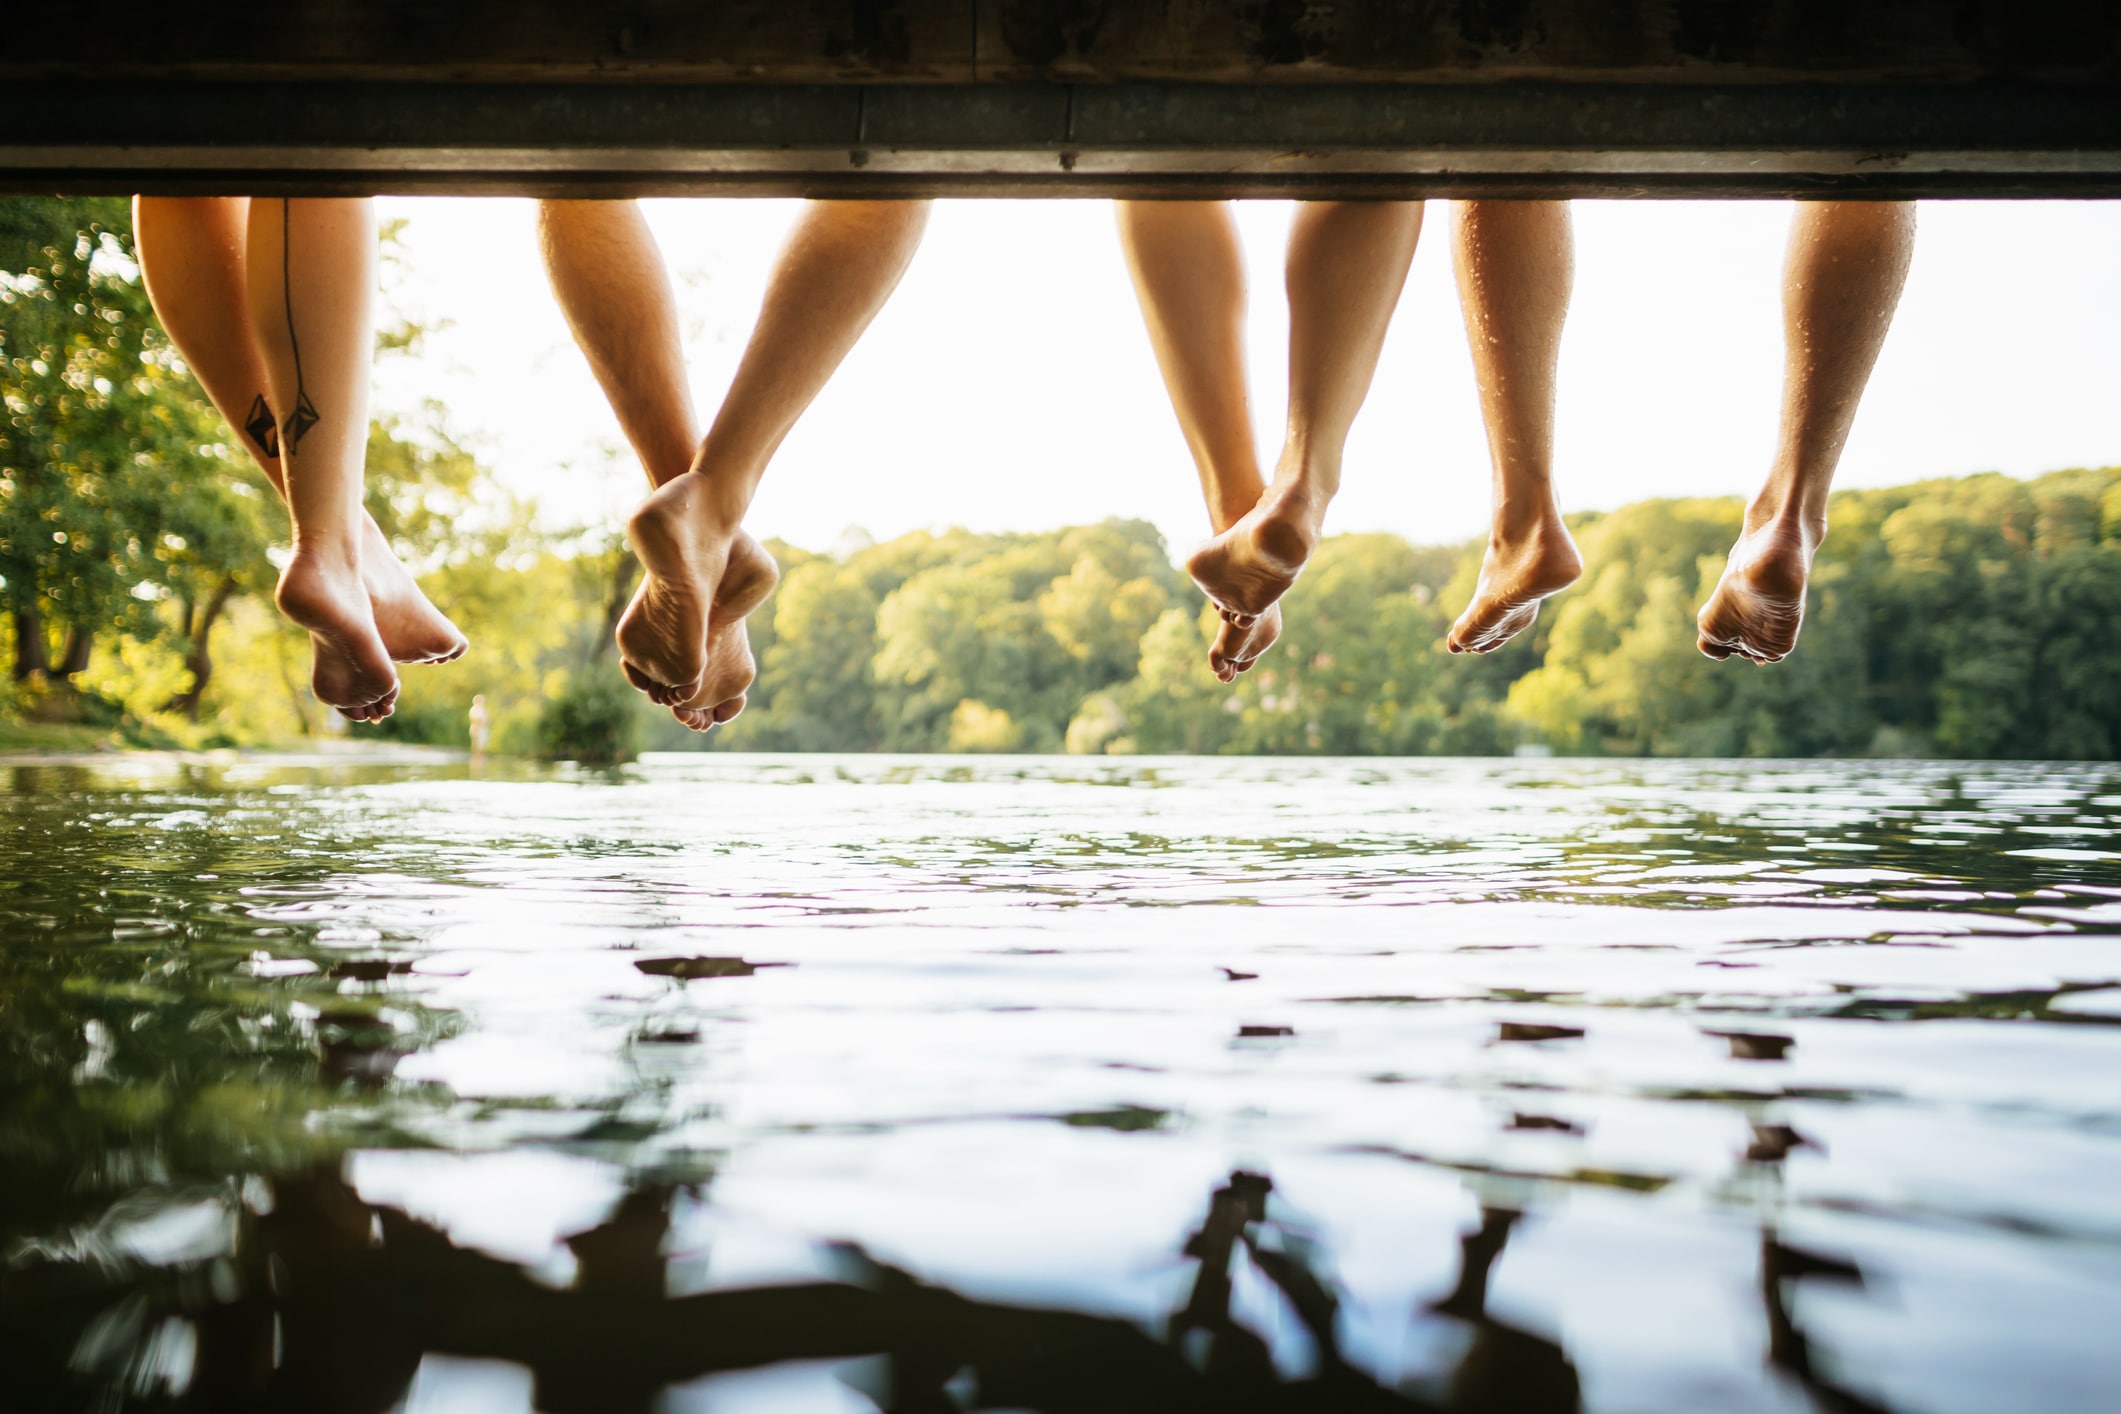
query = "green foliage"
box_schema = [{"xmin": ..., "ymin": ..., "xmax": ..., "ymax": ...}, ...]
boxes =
[
  {"xmin": 714, "ymin": 470, "xmax": 2121, "ymax": 761},
  {"xmin": 1506, "ymin": 470, "xmax": 2121, "ymax": 759},
  {"xmin": 536, "ymin": 667, "xmax": 641, "ymax": 764},
  {"xmin": 1, "ymin": 197, "xmax": 272, "ymax": 721}
]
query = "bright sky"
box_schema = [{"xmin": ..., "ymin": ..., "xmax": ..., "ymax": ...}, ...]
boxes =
[{"xmin": 372, "ymin": 198, "xmax": 2121, "ymax": 558}]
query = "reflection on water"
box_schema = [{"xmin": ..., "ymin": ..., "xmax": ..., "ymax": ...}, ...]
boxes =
[{"xmin": 3, "ymin": 754, "xmax": 2119, "ymax": 1412}]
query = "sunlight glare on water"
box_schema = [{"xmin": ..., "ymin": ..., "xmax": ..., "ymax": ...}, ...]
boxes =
[{"xmin": 3, "ymin": 754, "xmax": 2119, "ymax": 1412}]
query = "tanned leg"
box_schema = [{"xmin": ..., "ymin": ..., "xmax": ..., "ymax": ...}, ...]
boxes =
[
  {"xmin": 539, "ymin": 199, "xmax": 929, "ymax": 729},
  {"xmin": 1185, "ymin": 201, "xmax": 1421, "ymax": 634},
  {"xmin": 245, "ymin": 198, "xmax": 399, "ymax": 720},
  {"xmin": 536, "ymin": 199, "xmax": 704, "ymax": 491},
  {"xmin": 1446, "ymin": 200, "xmax": 1583, "ymax": 654},
  {"xmin": 1698, "ymin": 201, "xmax": 1915, "ymax": 663},
  {"xmin": 1114, "ymin": 201, "xmax": 1279, "ymax": 681},
  {"xmin": 133, "ymin": 196, "xmax": 465, "ymax": 667}
]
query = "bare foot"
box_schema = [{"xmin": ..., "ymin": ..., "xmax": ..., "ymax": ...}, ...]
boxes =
[
  {"xmin": 361, "ymin": 519, "xmax": 467, "ymax": 665},
  {"xmin": 616, "ymin": 475, "xmax": 718, "ymax": 706},
  {"xmin": 276, "ymin": 549, "xmax": 400, "ymax": 722},
  {"xmin": 668, "ymin": 533, "xmax": 779, "ymax": 733},
  {"xmin": 1208, "ymin": 603, "xmax": 1281, "ymax": 682},
  {"xmin": 1697, "ymin": 515, "xmax": 1822, "ymax": 664},
  {"xmin": 1186, "ymin": 484, "xmax": 1324, "ymax": 630},
  {"xmin": 617, "ymin": 473, "xmax": 780, "ymax": 720},
  {"xmin": 1447, "ymin": 516, "xmax": 1583, "ymax": 655}
]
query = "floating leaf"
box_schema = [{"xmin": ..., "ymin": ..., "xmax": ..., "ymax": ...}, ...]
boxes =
[
  {"xmin": 1057, "ymin": 1105, "xmax": 1170, "ymax": 1132},
  {"xmin": 1709, "ymin": 1030, "xmax": 1794, "ymax": 1061},
  {"xmin": 331, "ymin": 959, "xmax": 413, "ymax": 982},
  {"xmin": 1746, "ymin": 1123, "xmax": 1819, "ymax": 1162},
  {"xmin": 1498, "ymin": 1022, "xmax": 1584, "ymax": 1043},
  {"xmin": 634, "ymin": 957, "xmax": 783, "ymax": 981}
]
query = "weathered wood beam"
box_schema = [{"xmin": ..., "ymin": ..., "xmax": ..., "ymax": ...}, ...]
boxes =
[
  {"xmin": 5, "ymin": 80, "xmax": 2119, "ymax": 199},
  {"xmin": 3, "ymin": 2, "xmax": 2115, "ymax": 197},
  {"xmin": 4, "ymin": 1, "xmax": 2117, "ymax": 85}
]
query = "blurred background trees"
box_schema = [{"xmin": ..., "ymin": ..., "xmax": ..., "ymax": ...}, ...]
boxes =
[{"xmin": 7, "ymin": 198, "xmax": 2119, "ymax": 759}]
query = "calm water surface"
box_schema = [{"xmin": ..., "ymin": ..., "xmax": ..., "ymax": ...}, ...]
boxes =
[{"xmin": 3, "ymin": 753, "xmax": 2120, "ymax": 1412}]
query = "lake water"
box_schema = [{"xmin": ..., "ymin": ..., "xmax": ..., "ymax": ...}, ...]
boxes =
[{"xmin": 3, "ymin": 753, "xmax": 2119, "ymax": 1413}]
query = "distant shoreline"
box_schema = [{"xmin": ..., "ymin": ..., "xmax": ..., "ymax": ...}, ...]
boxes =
[{"xmin": 0, "ymin": 740, "xmax": 468, "ymax": 769}]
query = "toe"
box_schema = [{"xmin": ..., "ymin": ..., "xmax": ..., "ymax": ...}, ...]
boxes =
[
  {"xmin": 1698, "ymin": 635, "xmax": 1734, "ymax": 660},
  {"xmin": 711, "ymin": 695, "xmax": 746, "ymax": 724}
]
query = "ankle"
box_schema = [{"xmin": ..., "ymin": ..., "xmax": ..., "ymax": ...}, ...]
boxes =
[
  {"xmin": 1273, "ymin": 430, "xmax": 1342, "ymax": 497},
  {"xmin": 1258, "ymin": 481, "xmax": 1328, "ymax": 547},
  {"xmin": 1490, "ymin": 492, "xmax": 1566, "ymax": 547},
  {"xmin": 1742, "ymin": 497, "xmax": 1827, "ymax": 547},
  {"xmin": 648, "ymin": 470, "xmax": 747, "ymax": 537},
  {"xmin": 287, "ymin": 538, "xmax": 361, "ymax": 580}
]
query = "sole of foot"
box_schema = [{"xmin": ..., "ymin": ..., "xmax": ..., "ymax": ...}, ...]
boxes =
[
  {"xmin": 668, "ymin": 533, "xmax": 779, "ymax": 733},
  {"xmin": 1696, "ymin": 518, "xmax": 1819, "ymax": 664},
  {"xmin": 1446, "ymin": 520, "xmax": 1584, "ymax": 655},
  {"xmin": 616, "ymin": 476, "xmax": 727, "ymax": 707},
  {"xmin": 362, "ymin": 519, "xmax": 468, "ymax": 666},
  {"xmin": 276, "ymin": 550, "xmax": 401, "ymax": 722},
  {"xmin": 1186, "ymin": 487, "xmax": 1321, "ymax": 629},
  {"xmin": 618, "ymin": 474, "xmax": 782, "ymax": 720},
  {"xmin": 1208, "ymin": 603, "xmax": 1282, "ymax": 683}
]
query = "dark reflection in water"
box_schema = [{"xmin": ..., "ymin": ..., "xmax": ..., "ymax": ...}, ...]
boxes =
[{"xmin": 3, "ymin": 754, "xmax": 2120, "ymax": 1411}]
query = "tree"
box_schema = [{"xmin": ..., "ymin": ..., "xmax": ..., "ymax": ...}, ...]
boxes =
[{"xmin": 1, "ymin": 197, "xmax": 269, "ymax": 719}]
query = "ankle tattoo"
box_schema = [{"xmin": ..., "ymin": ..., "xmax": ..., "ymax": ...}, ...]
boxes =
[
  {"xmin": 278, "ymin": 198, "xmax": 321, "ymax": 454},
  {"xmin": 244, "ymin": 394, "xmax": 279, "ymax": 458}
]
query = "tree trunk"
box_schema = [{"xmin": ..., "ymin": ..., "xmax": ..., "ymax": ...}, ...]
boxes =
[
  {"xmin": 56, "ymin": 624, "xmax": 93, "ymax": 676},
  {"xmin": 166, "ymin": 578, "xmax": 239, "ymax": 721},
  {"xmin": 10, "ymin": 608, "xmax": 49, "ymax": 681}
]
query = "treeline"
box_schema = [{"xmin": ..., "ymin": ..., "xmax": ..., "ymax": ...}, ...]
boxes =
[
  {"xmin": 711, "ymin": 465, "xmax": 2121, "ymax": 760},
  {"xmin": 8, "ymin": 197, "xmax": 2120, "ymax": 760}
]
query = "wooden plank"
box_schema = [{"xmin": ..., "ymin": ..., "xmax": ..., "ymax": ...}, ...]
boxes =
[
  {"xmin": 2, "ymin": 0, "xmax": 2115, "ymax": 85},
  {"xmin": 4, "ymin": 80, "xmax": 2118, "ymax": 199},
  {"xmin": 975, "ymin": 0, "xmax": 2121, "ymax": 84},
  {"xmin": 0, "ymin": 2, "xmax": 975, "ymax": 82}
]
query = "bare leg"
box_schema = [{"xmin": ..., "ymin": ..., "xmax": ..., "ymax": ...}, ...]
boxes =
[
  {"xmin": 539, "ymin": 199, "xmax": 929, "ymax": 729},
  {"xmin": 536, "ymin": 199, "xmax": 703, "ymax": 491},
  {"xmin": 1185, "ymin": 201, "xmax": 1421, "ymax": 634},
  {"xmin": 1114, "ymin": 201, "xmax": 1279, "ymax": 681},
  {"xmin": 132, "ymin": 197, "xmax": 465, "ymax": 668},
  {"xmin": 539, "ymin": 199, "xmax": 771, "ymax": 732},
  {"xmin": 1446, "ymin": 200, "xmax": 1583, "ymax": 654},
  {"xmin": 1698, "ymin": 201, "xmax": 1915, "ymax": 663},
  {"xmin": 245, "ymin": 198, "xmax": 398, "ymax": 720}
]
